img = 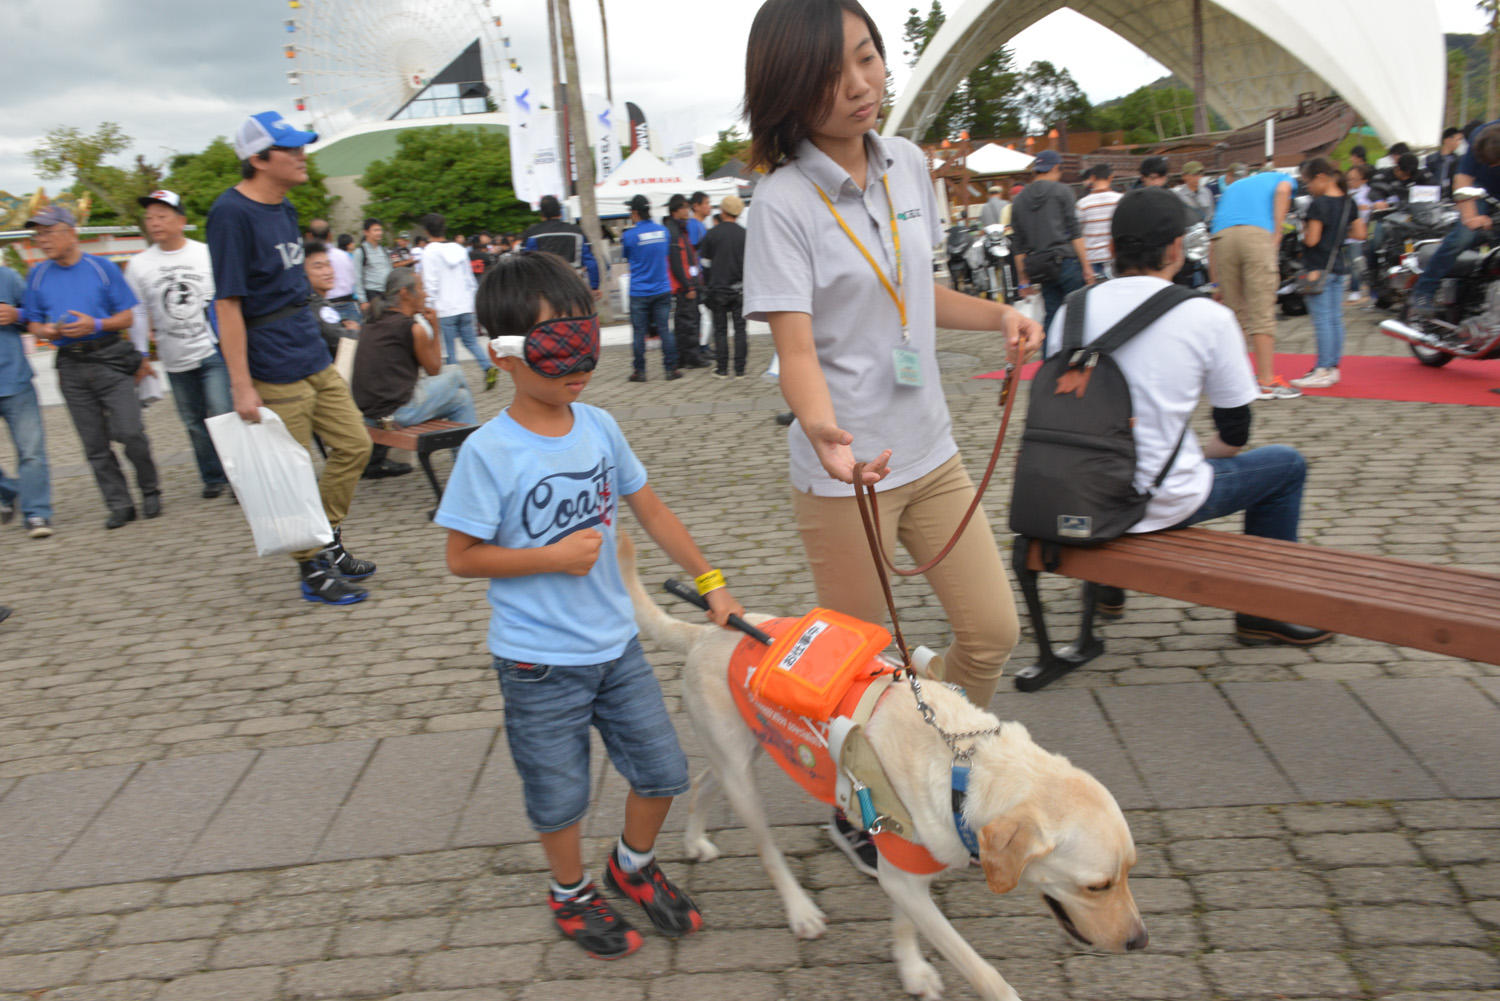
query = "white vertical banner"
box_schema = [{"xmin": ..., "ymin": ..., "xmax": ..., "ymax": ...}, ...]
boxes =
[
  {"xmin": 501, "ymin": 69, "xmax": 537, "ymax": 205},
  {"xmin": 666, "ymin": 136, "xmax": 702, "ymax": 181},
  {"xmin": 586, "ymin": 92, "xmax": 619, "ymax": 182},
  {"xmin": 529, "ymin": 111, "xmax": 567, "ymax": 202}
]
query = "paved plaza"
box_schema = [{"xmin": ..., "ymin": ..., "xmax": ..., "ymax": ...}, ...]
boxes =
[{"xmin": 1, "ymin": 305, "xmax": 1498, "ymax": 1000}]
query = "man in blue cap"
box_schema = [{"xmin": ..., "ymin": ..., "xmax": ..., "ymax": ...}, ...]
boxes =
[
  {"xmin": 208, "ymin": 111, "xmax": 375, "ymax": 606},
  {"xmin": 1011, "ymin": 149, "xmax": 1094, "ymax": 331},
  {"xmin": 23, "ymin": 205, "xmax": 157, "ymax": 530}
]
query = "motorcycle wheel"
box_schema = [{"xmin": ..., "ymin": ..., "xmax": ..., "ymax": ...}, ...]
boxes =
[
  {"xmin": 1279, "ymin": 292, "xmax": 1307, "ymax": 317},
  {"xmin": 1399, "ymin": 301, "xmax": 1454, "ymax": 367}
]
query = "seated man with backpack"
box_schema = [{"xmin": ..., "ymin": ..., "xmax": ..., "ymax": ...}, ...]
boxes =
[{"xmin": 1028, "ymin": 187, "xmax": 1330, "ymax": 647}]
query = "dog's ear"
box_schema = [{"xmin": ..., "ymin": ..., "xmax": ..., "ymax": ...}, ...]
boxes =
[{"xmin": 978, "ymin": 814, "xmax": 1053, "ymax": 894}]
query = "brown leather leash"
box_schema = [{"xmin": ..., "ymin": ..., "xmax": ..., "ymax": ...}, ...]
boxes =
[{"xmin": 852, "ymin": 363, "xmax": 1021, "ymax": 667}]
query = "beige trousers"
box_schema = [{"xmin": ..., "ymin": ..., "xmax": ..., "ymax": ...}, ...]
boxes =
[
  {"xmin": 1211, "ymin": 224, "xmax": 1279, "ymax": 342},
  {"xmin": 791, "ymin": 454, "xmax": 1020, "ymax": 708},
  {"xmin": 253, "ymin": 365, "xmax": 374, "ymax": 561}
]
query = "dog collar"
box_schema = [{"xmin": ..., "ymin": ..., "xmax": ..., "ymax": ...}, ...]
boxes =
[{"xmin": 951, "ymin": 764, "xmax": 980, "ymax": 860}]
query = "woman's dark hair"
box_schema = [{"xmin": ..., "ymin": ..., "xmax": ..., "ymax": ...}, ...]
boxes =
[
  {"xmin": 476, "ymin": 252, "xmax": 594, "ymax": 339},
  {"xmin": 744, "ymin": 0, "xmax": 885, "ymax": 171},
  {"xmin": 1301, "ymin": 156, "xmax": 1345, "ymax": 193}
]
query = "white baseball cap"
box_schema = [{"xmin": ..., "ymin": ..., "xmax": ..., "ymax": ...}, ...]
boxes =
[
  {"xmin": 233, "ymin": 111, "xmax": 319, "ymax": 159},
  {"xmin": 137, "ymin": 189, "xmax": 185, "ymax": 215}
]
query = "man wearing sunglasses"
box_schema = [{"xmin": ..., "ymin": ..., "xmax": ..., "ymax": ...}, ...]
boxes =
[{"xmin": 207, "ymin": 111, "xmax": 376, "ymax": 606}]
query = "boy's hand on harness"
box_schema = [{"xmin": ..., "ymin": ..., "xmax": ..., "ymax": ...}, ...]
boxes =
[
  {"xmin": 806, "ymin": 420, "xmax": 891, "ymax": 486},
  {"xmin": 704, "ymin": 587, "xmax": 744, "ymax": 629},
  {"xmin": 551, "ymin": 528, "xmax": 603, "ymax": 576}
]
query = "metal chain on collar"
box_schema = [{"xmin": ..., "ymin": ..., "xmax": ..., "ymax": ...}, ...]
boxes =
[{"xmin": 904, "ymin": 672, "xmax": 1002, "ymax": 763}]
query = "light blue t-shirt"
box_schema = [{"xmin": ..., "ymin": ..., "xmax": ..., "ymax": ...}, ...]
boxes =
[
  {"xmin": 0, "ymin": 266, "xmax": 30, "ymax": 397},
  {"xmin": 1211, "ymin": 172, "xmax": 1291, "ymax": 234},
  {"xmin": 435, "ymin": 403, "xmax": 649, "ymax": 664}
]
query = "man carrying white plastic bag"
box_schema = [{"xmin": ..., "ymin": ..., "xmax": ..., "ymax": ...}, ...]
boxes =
[{"xmin": 207, "ymin": 409, "xmax": 333, "ymax": 557}]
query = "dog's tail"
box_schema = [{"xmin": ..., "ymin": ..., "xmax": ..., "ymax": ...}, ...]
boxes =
[{"xmin": 617, "ymin": 530, "xmax": 709, "ymax": 655}]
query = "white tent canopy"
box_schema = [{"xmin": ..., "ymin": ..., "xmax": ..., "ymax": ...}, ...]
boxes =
[
  {"xmin": 566, "ymin": 148, "xmax": 739, "ymax": 219},
  {"xmin": 962, "ymin": 143, "xmax": 1037, "ymax": 175},
  {"xmin": 887, "ymin": 0, "xmax": 1444, "ymax": 148}
]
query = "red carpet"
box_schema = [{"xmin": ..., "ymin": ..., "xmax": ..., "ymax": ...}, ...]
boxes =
[{"xmin": 975, "ymin": 354, "xmax": 1500, "ymax": 407}]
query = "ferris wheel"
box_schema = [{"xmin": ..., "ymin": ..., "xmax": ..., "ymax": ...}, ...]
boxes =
[{"xmin": 280, "ymin": 0, "xmax": 507, "ymax": 140}]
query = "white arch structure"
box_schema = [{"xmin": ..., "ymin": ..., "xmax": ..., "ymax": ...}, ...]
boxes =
[{"xmin": 885, "ymin": 0, "xmax": 1445, "ymax": 147}]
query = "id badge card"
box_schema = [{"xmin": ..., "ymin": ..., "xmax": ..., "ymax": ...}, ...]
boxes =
[{"xmin": 893, "ymin": 346, "xmax": 923, "ymax": 387}]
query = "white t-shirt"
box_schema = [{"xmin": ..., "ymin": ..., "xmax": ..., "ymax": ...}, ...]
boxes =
[
  {"xmin": 1076, "ymin": 190, "xmax": 1122, "ymax": 264},
  {"xmin": 744, "ymin": 133, "xmax": 951, "ymax": 496},
  {"xmin": 125, "ymin": 240, "xmax": 219, "ymax": 373},
  {"xmin": 1045, "ymin": 276, "xmax": 1259, "ymax": 532},
  {"xmin": 328, "ymin": 247, "xmax": 357, "ymax": 298}
]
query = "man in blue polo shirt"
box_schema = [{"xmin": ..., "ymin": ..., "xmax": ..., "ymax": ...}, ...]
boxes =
[
  {"xmin": 208, "ymin": 111, "xmax": 375, "ymax": 606},
  {"xmin": 0, "ymin": 263, "xmax": 53, "ymax": 538},
  {"xmin": 23, "ymin": 206, "xmax": 158, "ymax": 529},
  {"xmin": 620, "ymin": 194, "xmax": 679, "ymax": 382}
]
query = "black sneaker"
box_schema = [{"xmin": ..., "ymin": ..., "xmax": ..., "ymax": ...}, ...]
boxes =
[
  {"xmin": 828, "ymin": 809, "xmax": 879, "ymax": 878},
  {"xmin": 1094, "ymin": 585, "xmax": 1125, "ymax": 620},
  {"xmin": 320, "ymin": 526, "xmax": 376, "ymax": 579},
  {"xmin": 550, "ymin": 883, "xmax": 643, "ymax": 960},
  {"xmin": 202, "ymin": 483, "xmax": 226, "ymax": 499},
  {"xmin": 665, "ymin": 370, "xmax": 683, "ymax": 381},
  {"xmin": 299, "ymin": 558, "xmax": 368, "ymax": 606},
  {"xmin": 1407, "ymin": 293, "xmax": 1437, "ymax": 319},
  {"xmin": 628, "ymin": 371, "xmax": 646, "ymax": 383},
  {"xmin": 142, "ymin": 493, "xmax": 162, "ymax": 519},
  {"xmin": 604, "ymin": 852, "xmax": 702, "ymax": 938}
]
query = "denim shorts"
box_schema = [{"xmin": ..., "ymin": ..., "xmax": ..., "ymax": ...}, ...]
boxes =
[{"xmin": 493, "ymin": 635, "xmax": 689, "ymax": 833}]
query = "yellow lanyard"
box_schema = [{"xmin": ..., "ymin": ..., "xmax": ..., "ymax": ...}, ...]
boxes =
[{"xmin": 814, "ymin": 175, "xmax": 907, "ymax": 339}]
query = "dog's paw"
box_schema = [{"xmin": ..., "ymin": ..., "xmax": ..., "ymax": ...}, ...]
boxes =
[
  {"xmin": 684, "ymin": 836, "xmax": 720, "ymax": 862},
  {"xmin": 785, "ymin": 896, "xmax": 827, "ymax": 939},
  {"xmin": 897, "ymin": 958, "xmax": 944, "ymax": 1000}
]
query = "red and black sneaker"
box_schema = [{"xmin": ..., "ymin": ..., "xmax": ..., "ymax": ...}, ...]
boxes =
[
  {"xmin": 549, "ymin": 883, "xmax": 643, "ymax": 960},
  {"xmin": 604, "ymin": 853, "xmax": 703, "ymax": 938}
]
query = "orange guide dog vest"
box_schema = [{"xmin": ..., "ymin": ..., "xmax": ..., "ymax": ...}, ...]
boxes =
[{"xmin": 727, "ymin": 610, "xmax": 947, "ymax": 874}]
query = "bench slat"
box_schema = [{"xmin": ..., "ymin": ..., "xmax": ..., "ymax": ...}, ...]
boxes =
[{"xmin": 1025, "ymin": 530, "xmax": 1500, "ymax": 664}]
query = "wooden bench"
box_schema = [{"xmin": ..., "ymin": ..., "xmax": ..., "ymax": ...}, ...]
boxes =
[
  {"xmin": 1009, "ymin": 529, "xmax": 1500, "ymax": 692},
  {"xmin": 367, "ymin": 419, "xmax": 479, "ymax": 517}
]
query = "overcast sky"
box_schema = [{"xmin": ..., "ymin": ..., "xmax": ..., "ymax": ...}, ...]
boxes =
[{"xmin": 1, "ymin": 0, "xmax": 1489, "ymax": 198}]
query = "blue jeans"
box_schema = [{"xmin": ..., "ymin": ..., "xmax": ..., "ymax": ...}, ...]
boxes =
[
  {"xmin": 629, "ymin": 293, "xmax": 676, "ymax": 374},
  {"xmin": 1178, "ymin": 444, "xmax": 1307, "ymax": 542},
  {"xmin": 1305, "ymin": 271, "xmax": 1347, "ymax": 369},
  {"xmin": 1041, "ymin": 255, "xmax": 1086, "ymax": 333},
  {"xmin": 493, "ymin": 636, "xmax": 690, "ymax": 832},
  {"xmin": 1414, "ymin": 218, "xmax": 1488, "ymax": 300},
  {"xmin": 1342, "ymin": 243, "xmax": 1364, "ymax": 292},
  {"xmin": 166, "ymin": 353, "xmax": 232, "ymax": 487},
  {"xmin": 439, "ymin": 313, "xmax": 492, "ymax": 369},
  {"xmin": 0, "ymin": 381, "xmax": 51, "ymax": 521},
  {"xmin": 390, "ymin": 367, "xmax": 477, "ymax": 426},
  {"xmin": 331, "ymin": 300, "xmax": 362, "ymax": 325}
]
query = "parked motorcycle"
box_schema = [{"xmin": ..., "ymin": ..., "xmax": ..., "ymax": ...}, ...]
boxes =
[
  {"xmin": 977, "ymin": 224, "xmax": 1016, "ymax": 302},
  {"xmin": 1276, "ymin": 227, "xmax": 1307, "ymax": 316},
  {"xmin": 946, "ymin": 224, "xmax": 975, "ymax": 292},
  {"xmin": 1378, "ymin": 187, "xmax": 1500, "ymax": 366},
  {"xmin": 1364, "ymin": 199, "xmax": 1462, "ymax": 311},
  {"xmin": 1176, "ymin": 220, "xmax": 1212, "ymax": 289}
]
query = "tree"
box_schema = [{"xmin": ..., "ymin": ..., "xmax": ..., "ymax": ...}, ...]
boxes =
[
  {"xmin": 1019, "ymin": 61, "xmax": 1091, "ymax": 134},
  {"xmin": 359, "ymin": 126, "xmax": 532, "ymax": 235},
  {"xmin": 902, "ymin": 2, "xmax": 1023, "ymax": 142},
  {"xmin": 162, "ymin": 137, "xmax": 333, "ymax": 227},
  {"xmin": 1483, "ymin": 0, "xmax": 1500, "ymax": 120},
  {"xmin": 1092, "ymin": 82, "xmax": 1223, "ymax": 144},
  {"xmin": 903, "ymin": 2, "xmax": 960, "ymax": 142},
  {"xmin": 702, "ymin": 128, "xmax": 751, "ymax": 177},
  {"xmin": 30, "ymin": 123, "xmax": 155, "ymax": 223}
]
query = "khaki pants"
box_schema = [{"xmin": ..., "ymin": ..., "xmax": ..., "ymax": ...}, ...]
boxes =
[
  {"xmin": 792, "ymin": 454, "xmax": 1020, "ymax": 708},
  {"xmin": 1211, "ymin": 224, "xmax": 1279, "ymax": 342},
  {"xmin": 253, "ymin": 366, "xmax": 373, "ymax": 561}
]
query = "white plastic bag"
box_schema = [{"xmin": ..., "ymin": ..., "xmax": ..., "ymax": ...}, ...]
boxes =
[
  {"xmin": 1013, "ymin": 293, "xmax": 1045, "ymax": 328},
  {"xmin": 206, "ymin": 408, "xmax": 333, "ymax": 556}
]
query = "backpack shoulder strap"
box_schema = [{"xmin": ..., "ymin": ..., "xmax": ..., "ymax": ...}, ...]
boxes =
[
  {"xmin": 1090, "ymin": 283, "xmax": 1199, "ymax": 357},
  {"xmin": 1059, "ymin": 284, "xmax": 1093, "ymax": 352}
]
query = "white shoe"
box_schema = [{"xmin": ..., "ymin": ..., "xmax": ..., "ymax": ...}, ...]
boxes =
[
  {"xmin": 1290, "ymin": 367, "xmax": 1340, "ymax": 389},
  {"xmin": 1345, "ymin": 292, "xmax": 1363, "ymax": 304}
]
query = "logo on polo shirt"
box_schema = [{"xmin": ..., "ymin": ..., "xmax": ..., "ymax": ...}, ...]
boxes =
[{"xmin": 897, "ymin": 208, "xmax": 923, "ymax": 221}]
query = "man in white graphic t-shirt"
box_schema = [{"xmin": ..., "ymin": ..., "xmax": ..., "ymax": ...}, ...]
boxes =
[{"xmin": 127, "ymin": 190, "xmax": 231, "ymax": 499}]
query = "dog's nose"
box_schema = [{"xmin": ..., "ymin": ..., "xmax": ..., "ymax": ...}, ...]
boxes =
[{"xmin": 1125, "ymin": 928, "xmax": 1149, "ymax": 951}]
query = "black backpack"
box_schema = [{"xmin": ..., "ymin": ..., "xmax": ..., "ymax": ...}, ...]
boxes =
[{"xmin": 1009, "ymin": 283, "xmax": 1198, "ymax": 544}]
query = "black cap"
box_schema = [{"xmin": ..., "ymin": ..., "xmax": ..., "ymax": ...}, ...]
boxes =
[
  {"xmin": 628, "ymin": 194, "xmax": 650, "ymax": 216},
  {"xmin": 1111, "ymin": 187, "xmax": 1187, "ymax": 251}
]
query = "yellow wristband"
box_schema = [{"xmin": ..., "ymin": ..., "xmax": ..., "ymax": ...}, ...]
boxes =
[{"xmin": 694, "ymin": 569, "xmax": 727, "ymax": 596}]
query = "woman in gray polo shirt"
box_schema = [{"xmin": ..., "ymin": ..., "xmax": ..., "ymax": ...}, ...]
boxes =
[{"xmin": 743, "ymin": 0, "xmax": 1044, "ymax": 715}]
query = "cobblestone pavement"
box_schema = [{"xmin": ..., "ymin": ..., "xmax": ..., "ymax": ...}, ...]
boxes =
[{"xmin": 1, "ymin": 304, "xmax": 1498, "ymax": 999}]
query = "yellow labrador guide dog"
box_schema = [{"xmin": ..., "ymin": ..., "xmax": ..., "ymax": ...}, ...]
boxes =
[{"xmin": 620, "ymin": 534, "xmax": 1146, "ymax": 1001}]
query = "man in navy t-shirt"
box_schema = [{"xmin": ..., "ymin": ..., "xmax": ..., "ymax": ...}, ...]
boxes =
[
  {"xmin": 620, "ymin": 194, "xmax": 678, "ymax": 381},
  {"xmin": 208, "ymin": 111, "xmax": 375, "ymax": 606},
  {"xmin": 1412, "ymin": 121, "xmax": 1500, "ymax": 314},
  {"xmin": 22, "ymin": 206, "xmax": 158, "ymax": 528}
]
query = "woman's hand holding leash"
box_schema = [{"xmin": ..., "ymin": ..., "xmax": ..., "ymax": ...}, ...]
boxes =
[
  {"xmin": 999, "ymin": 302, "xmax": 1045, "ymax": 365},
  {"xmin": 806, "ymin": 420, "xmax": 891, "ymax": 486},
  {"xmin": 704, "ymin": 587, "xmax": 746, "ymax": 629}
]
